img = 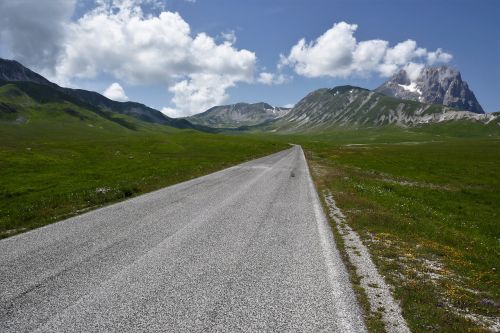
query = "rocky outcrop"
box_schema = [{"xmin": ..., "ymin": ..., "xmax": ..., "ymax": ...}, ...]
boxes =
[{"xmin": 376, "ymin": 66, "xmax": 484, "ymax": 114}]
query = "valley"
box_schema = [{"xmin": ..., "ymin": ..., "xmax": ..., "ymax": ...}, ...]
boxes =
[{"xmin": 0, "ymin": 57, "xmax": 498, "ymax": 332}]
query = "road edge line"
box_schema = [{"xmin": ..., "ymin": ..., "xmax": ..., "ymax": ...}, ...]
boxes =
[{"xmin": 300, "ymin": 146, "xmax": 367, "ymax": 333}]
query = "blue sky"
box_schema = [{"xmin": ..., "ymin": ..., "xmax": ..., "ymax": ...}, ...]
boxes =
[{"xmin": 0, "ymin": 0, "xmax": 498, "ymax": 115}]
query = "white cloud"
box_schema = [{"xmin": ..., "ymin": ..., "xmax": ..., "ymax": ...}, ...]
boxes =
[
  {"xmin": 404, "ymin": 62, "xmax": 425, "ymax": 81},
  {"xmin": 352, "ymin": 39, "xmax": 388, "ymax": 73},
  {"xmin": 257, "ymin": 72, "xmax": 274, "ymax": 84},
  {"xmin": 284, "ymin": 22, "xmax": 358, "ymax": 78},
  {"xmin": 50, "ymin": 1, "xmax": 255, "ymax": 116},
  {"xmin": 220, "ymin": 30, "xmax": 237, "ymax": 44},
  {"xmin": 257, "ymin": 72, "xmax": 290, "ymax": 85},
  {"xmin": 385, "ymin": 40, "xmax": 426, "ymax": 65},
  {"xmin": 282, "ymin": 103, "xmax": 294, "ymax": 108},
  {"xmin": 427, "ymin": 48, "xmax": 453, "ymax": 65},
  {"xmin": 168, "ymin": 73, "xmax": 235, "ymax": 116},
  {"xmin": 282, "ymin": 21, "xmax": 452, "ymax": 79},
  {"xmin": 103, "ymin": 82, "xmax": 129, "ymax": 102},
  {"xmin": 161, "ymin": 107, "xmax": 184, "ymax": 118}
]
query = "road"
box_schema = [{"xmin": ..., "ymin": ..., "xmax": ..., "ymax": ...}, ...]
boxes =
[{"xmin": 0, "ymin": 146, "xmax": 365, "ymax": 332}]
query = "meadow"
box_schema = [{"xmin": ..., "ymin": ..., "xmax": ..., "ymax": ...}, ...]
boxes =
[
  {"xmin": 0, "ymin": 96, "xmax": 287, "ymax": 238},
  {"xmin": 293, "ymin": 127, "xmax": 500, "ymax": 332}
]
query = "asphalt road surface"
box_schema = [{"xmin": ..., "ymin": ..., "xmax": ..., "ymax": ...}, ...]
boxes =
[{"xmin": 0, "ymin": 146, "xmax": 365, "ymax": 332}]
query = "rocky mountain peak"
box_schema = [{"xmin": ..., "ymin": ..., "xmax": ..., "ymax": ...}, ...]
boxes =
[{"xmin": 375, "ymin": 66, "xmax": 484, "ymax": 114}]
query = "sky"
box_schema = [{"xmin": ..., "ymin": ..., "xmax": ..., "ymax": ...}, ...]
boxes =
[{"xmin": 0, "ymin": 0, "xmax": 498, "ymax": 116}]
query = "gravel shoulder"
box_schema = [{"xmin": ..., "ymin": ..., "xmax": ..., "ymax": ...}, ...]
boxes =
[{"xmin": 324, "ymin": 190, "xmax": 410, "ymax": 333}]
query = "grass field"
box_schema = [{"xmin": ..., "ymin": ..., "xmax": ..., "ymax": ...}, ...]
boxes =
[
  {"xmin": 294, "ymin": 128, "xmax": 500, "ymax": 332},
  {"xmin": 0, "ymin": 86, "xmax": 287, "ymax": 238}
]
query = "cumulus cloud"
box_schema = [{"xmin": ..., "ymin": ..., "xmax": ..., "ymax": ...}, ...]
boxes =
[
  {"xmin": 427, "ymin": 48, "xmax": 453, "ymax": 65},
  {"xmin": 167, "ymin": 73, "xmax": 237, "ymax": 116},
  {"xmin": 403, "ymin": 62, "xmax": 425, "ymax": 81},
  {"xmin": 161, "ymin": 107, "xmax": 184, "ymax": 118},
  {"xmin": 0, "ymin": 0, "xmax": 76, "ymax": 74},
  {"xmin": 57, "ymin": 2, "xmax": 255, "ymax": 84},
  {"xmin": 103, "ymin": 82, "xmax": 129, "ymax": 102},
  {"xmin": 281, "ymin": 21, "xmax": 452, "ymax": 79},
  {"xmin": 53, "ymin": 1, "xmax": 255, "ymax": 116},
  {"xmin": 257, "ymin": 72, "xmax": 290, "ymax": 85}
]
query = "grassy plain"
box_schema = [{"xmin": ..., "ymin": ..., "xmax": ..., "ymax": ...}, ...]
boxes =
[
  {"xmin": 0, "ymin": 85, "xmax": 287, "ymax": 238},
  {"xmin": 291, "ymin": 126, "xmax": 500, "ymax": 332}
]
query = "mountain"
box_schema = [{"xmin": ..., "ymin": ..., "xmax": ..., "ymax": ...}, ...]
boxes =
[
  {"xmin": 186, "ymin": 102, "xmax": 291, "ymax": 128},
  {"xmin": 264, "ymin": 85, "xmax": 496, "ymax": 132},
  {"xmin": 3, "ymin": 58, "xmax": 494, "ymax": 134},
  {"xmin": 375, "ymin": 66, "xmax": 484, "ymax": 114},
  {"xmin": 0, "ymin": 58, "xmax": 55, "ymax": 87},
  {"xmin": 0, "ymin": 58, "xmax": 203, "ymax": 130}
]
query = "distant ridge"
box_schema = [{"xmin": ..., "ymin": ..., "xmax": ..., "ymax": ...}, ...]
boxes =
[{"xmin": 186, "ymin": 102, "xmax": 291, "ymax": 128}]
